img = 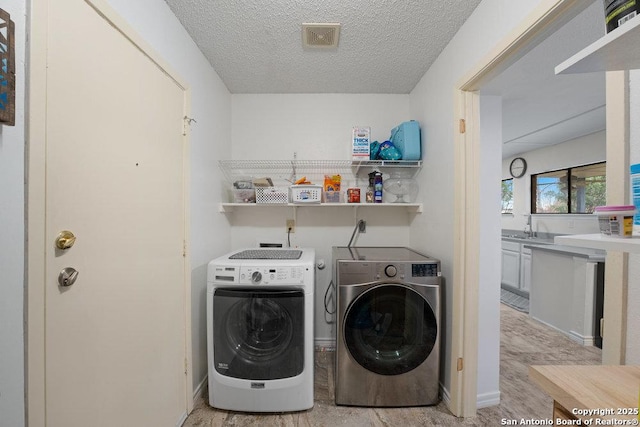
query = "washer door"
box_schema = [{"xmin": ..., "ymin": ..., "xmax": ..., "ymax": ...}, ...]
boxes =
[
  {"xmin": 213, "ymin": 288, "xmax": 304, "ymax": 380},
  {"xmin": 344, "ymin": 284, "xmax": 437, "ymax": 375}
]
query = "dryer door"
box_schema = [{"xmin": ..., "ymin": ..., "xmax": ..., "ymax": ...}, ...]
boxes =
[
  {"xmin": 343, "ymin": 284, "xmax": 437, "ymax": 375},
  {"xmin": 213, "ymin": 288, "xmax": 304, "ymax": 380}
]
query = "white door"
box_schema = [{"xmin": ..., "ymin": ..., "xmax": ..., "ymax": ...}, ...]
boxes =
[{"xmin": 44, "ymin": 1, "xmax": 188, "ymax": 425}]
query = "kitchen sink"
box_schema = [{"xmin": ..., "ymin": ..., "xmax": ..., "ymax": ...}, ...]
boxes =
[{"xmin": 502, "ymin": 234, "xmax": 553, "ymax": 244}]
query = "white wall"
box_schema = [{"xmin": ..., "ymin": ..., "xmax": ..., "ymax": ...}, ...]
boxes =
[
  {"xmin": 0, "ymin": 1, "xmax": 25, "ymax": 425},
  {"xmin": 627, "ymin": 70, "xmax": 640, "ymax": 364},
  {"xmin": 502, "ymin": 131, "xmax": 606, "ymax": 235},
  {"xmin": 476, "ymin": 96, "xmax": 502, "ymax": 406},
  {"xmin": 409, "ymin": 0, "xmax": 546, "ymax": 405},
  {"xmin": 230, "ymin": 94, "xmax": 412, "ymax": 344}
]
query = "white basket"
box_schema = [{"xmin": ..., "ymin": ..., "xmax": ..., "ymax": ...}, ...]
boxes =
[
  {"xmin": 255, "ymin": 187, "xmax": 289, "ymax": 204},
  {"xmin": 290, "ymin": 185, "xmax": 322, "ymax": 204}
]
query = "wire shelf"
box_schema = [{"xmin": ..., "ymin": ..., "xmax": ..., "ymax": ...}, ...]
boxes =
[{"xmin": 218, "ymin": 159, "xmax": 422, "ymax": 186}]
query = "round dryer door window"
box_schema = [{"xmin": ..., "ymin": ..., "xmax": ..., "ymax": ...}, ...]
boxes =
[
  {"xmin": 213, "ymin": 288, "xmax": 304, "ymax": 380},
  {"xmin": 343, "ymin": 284, "xmax": 437, "ymax": 376}
]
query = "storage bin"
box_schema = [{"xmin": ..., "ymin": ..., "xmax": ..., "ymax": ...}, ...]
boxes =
[
  {"xmin": 594, "ymin": 205, "xmax": 637, "ymax": 237},
  {"xmin": 255, "ymin": 187, "xmax": 289, "ymax": 204},
  {"xmin": 290, "ymin": 185, "xmax": 322, "ymax": 204},
  {"xmin": 390, "ymin": 120, "xmax": 421, "ymax": 160}
]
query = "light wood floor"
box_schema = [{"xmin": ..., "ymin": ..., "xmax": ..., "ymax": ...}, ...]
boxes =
[{"xmin": 183, "ymin": 304, "xmax": 601, "ymax": 426}]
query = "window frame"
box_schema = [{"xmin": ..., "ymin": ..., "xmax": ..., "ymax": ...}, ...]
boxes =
[
  {"xmin": 501, "ymin": 178, "xmax": 514, "ymax": 214},
  {"xmin": 530, "ymin": 161, "xmax": 606, "ymax": 214}
]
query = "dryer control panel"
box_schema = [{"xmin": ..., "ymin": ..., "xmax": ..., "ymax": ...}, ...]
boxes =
[
  {"xmin": 239, "ymin": 266, "xmax": 305, "ymax": 285},
  {"xmin": 412, "ymin": 263, "xmax": 439, "ymax": 277}
]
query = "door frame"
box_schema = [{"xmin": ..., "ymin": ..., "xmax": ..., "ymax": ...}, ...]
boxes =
[
  {"xmin": 26, "ymin": 1, "xmax": 193, "ymax": 425},
  {"xmin": 451, "ymin": 0, "xmax": 603, "ymax": 417}
]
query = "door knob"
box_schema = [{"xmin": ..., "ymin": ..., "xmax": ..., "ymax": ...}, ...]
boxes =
[
  {"xmin": 55, "ymin": 230, "xmax": 76, "ymax": 250},
  {"xmin": 58, "ymin": 267, "xmax": 79, "ymax": 287}
]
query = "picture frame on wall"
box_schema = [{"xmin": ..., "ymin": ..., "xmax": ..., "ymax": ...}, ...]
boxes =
[{"xmin": 0, "ymin": 8, "xmax": 15, "ymax": 126}]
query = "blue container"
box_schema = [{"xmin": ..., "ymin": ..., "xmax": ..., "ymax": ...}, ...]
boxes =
[
  {"xmin": 390, "ymin": 120, "xmax": 421, "ymax": 160},
  {"xmin": 374, "ymin": 172, "xmax": 383, "ymax": 203},
  {"xmin": 631, "ymin": 163, "xmax": 640, "ymax": 230}
]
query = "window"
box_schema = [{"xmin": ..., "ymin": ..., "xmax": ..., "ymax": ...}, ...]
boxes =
[
  {"xmin": 502, "ymin": 179, "xmax": 513, "ymax": 214},
  {"xmin": 531, "ymin": 162, "xmax": 606, "ymax": 213}
]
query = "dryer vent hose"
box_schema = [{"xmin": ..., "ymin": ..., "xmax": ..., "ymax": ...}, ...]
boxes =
[{"xmin": 347, "ymin": 219, "xmax": 365, "ymax": 247}]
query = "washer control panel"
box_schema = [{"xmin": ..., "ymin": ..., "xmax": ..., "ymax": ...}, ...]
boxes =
[{"xmin": 239, "ymin": 266, "xmax": 305, "ymax": 285}]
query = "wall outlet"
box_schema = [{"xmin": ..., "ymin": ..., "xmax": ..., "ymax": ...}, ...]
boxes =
[{"xmin": 286, "ymin": 219, "xmax": 295, "ymax": 233}]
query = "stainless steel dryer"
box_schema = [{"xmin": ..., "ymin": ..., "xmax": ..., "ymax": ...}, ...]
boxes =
[{"xmin": 333, "ymin": 246, "xmax": 441, "ymax": 407}]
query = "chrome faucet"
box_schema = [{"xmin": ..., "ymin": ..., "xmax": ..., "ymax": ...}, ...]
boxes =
[{"xmin": 524, "ymin": 214, "xmax": 534, "ymax": 237}]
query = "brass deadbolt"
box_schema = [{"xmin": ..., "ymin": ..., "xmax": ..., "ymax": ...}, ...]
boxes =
[{"xmin": 56, "ymin": 230, "xmax": 76, "ymax": 250}]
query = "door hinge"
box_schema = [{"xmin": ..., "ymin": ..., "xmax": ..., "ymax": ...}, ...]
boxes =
[
  {"xmin": 184, "ymin": 358, "xmax": 188, "ymax": 375},
  {"xmin": 183, "ymin": 116, "xmax": 196, "ymax": 136},
  {"xmin": 457, "ymin": 357, "xmax": 464, "ymax": 371},
  {"xmin": 459, "ymin": 119, "xmax": 466, "ymax": 134},
  {"xmin": 600, "ymin": 317, "xmax": 604, "ymax": 337},
  {"xmin": 183, "ymin": 240, "xmax": 187, "ymax": 257}
]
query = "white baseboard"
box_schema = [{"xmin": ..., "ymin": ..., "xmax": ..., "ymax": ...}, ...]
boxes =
[
  {"xmin": 193, "ymin": 375, "xmax": 208, "ymax": 402},
  {"xmin": 440, "ymin": 382, "xmax": 451, "ymax": 407},
  {"xmin": 176, "ymin": 411, "xmax": 188, "ymax": 427},
  {"xmin": 569, "ymin": 330, "xmax": 595, "ymax": 347},
  {"xmin": 477, "ymin": 390, "xmax": 501, "ymax": 408},
  {"xmin": 440, "ymin": 382, "xmax": 499, "ymax": 413},
  {"xmin": 531, "ymin": 316, "xmax": 595, "ymax": 347},
  {"xmin": 179, "ymin": 376, "xmax": 208, "ymax": 426}
]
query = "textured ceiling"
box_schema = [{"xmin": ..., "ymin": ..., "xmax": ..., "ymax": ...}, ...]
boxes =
[
  {"xmin": 163, "ymin": 0, "xmax": 482, "ymax": 93},
  {"xmin": 164, "ymin": 0, "xmax": 607, "ymax": 159}
]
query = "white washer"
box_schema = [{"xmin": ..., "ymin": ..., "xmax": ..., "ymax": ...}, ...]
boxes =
[{"xmin": 206, "ymin": 248, "xmax": 315, "ymax": 412}]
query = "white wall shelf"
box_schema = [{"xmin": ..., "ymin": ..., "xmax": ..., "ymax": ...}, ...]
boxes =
[
  {"xmin": 554, "ymin": 234, "xmax": 640, "ymax": 254},
  {"xmin": 218, "ymin": 202, "xmax": 423, "ymax": 214},
  {"xmin": 556, "ymin": 15, "xmax": 640, "ymax": 74},
  {"xmin": 219, "ymin": 159, "xmax": 423, "ymax": 216}
]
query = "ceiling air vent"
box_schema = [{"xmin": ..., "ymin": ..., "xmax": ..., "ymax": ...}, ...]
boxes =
[{"xmin": 302, "ymin": 23, "xmax": 340, "ymax": 48}]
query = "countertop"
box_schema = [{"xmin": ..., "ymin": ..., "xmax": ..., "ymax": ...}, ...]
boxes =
[
  {"xmin": 501, "ymin": 235, "xmax": 554, "ymax": 245},
  {"xmin": 523, "ymin": 243, "xmax": 606, "ymax": 261},
  {"xmin": 529, "ymin": 365, "xmax": 640, "ymax": 422},
  {"xmin": 501, "ymin": 232, "xmax": 605, "ymax": 261}
]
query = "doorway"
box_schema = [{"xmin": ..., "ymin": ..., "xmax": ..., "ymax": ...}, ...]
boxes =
[
  {"xmin": 481, "ymin": 1, "xmax": 606, "ymax": 350},
  {"xmin": 451, "ymin": 0, "xmax": 621, "ymax": 417}
]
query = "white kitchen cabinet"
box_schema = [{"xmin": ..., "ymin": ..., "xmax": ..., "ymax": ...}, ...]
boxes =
[
  {"xmin": 529, "ymin": 247, "xmax": 604, "ymax": 346},
  {"xmin": 501, "ymin": 242, "xmax": 521, "ymax": 290},
  {"xmin": 501, "ymin": 239, "xmax": 534, "ymax": 295},
  {"xmin": 520, "ymin": 249, "xmax": 532, "ymax": 293}
]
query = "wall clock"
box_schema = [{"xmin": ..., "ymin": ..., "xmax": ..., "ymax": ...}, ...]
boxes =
[{"xmin": 509, "ymin": 157, "xmax": 527, "ymax": 178}]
